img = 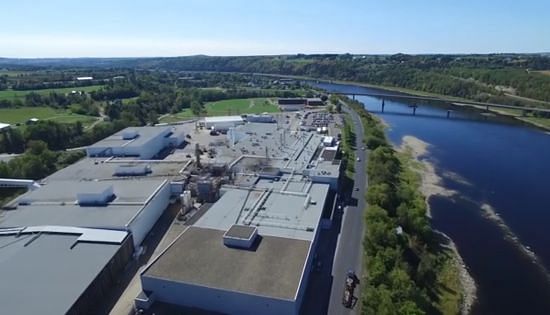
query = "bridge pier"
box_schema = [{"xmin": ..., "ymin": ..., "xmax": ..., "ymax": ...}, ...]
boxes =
[
  {"xmin": 447, "ymin": 110, "xmax": 451, "ymax": 119},
  {"xmin": 381, "ymin": 99, "xmax": 385, "ymax": 112},
  {"xmin": 412, "ymin": 105, "xmax": 418, "ymax": 115},
  {"xmin": 352, "ymin": 94, "xmax": 356, "ymax": 101}
]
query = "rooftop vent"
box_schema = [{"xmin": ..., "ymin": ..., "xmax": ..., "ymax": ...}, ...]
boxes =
[
  {"xmin": 223, "ymin": 224, "xmax": 258, "ymax": 249},
  {"xmin": 122, "ymin": 129, "xmax": 139, "ymax": 140},
  {"xmin": 114, "ymin": 164, "xmax": 151, "ymax": 176},
  {"xmin": 77, "ymin": 184, "xmax": 115, "ymax": 206}
]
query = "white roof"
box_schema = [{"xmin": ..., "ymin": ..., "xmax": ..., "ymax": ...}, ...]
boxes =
[
  {"xmin": 204, "ymin": 116, "xmax": 244, "ymax": 123},
  {"xmin": 0, "ymin": 123, "xmax": 10, "ymax": 129}
]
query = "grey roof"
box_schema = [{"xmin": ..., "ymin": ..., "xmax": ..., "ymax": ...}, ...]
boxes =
[
  {"xmin": 0, "ymin": 179, "xmax": 166, "ymax": 229},
  {"xmin": 224, "ymin": 224, "xmax": 256, "ymax": 240},
  {"xmin": 45, "ymin": 157, "xmax": 186, "ymax": 182},
  {"xmin": 194, "ymin": 181, "xmax": 329, "ymax": 241},
  {"xmin": 0, "ymin": 232, "xmax": 123, "ymax": 315},
  {"xmin": 222, "ymin": 123, "xmax": 325, "ymax": 172},
  {"xmin": 88, "ymin": 126, "xmax": 171, "ymax": 149},
  {"xmin": 144, "ymin": 226, "xmax": 310, "ymax": 300}
]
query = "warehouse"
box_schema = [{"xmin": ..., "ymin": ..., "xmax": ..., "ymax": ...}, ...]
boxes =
[
  {"xmin": 86, "ymin": 126, "xmax": 186, "ymax": 159},
  {"xmin": 138, "ymin": 176, "xmax": 330, "ymax": 315},
  {"xmin": 0, "ymin": 178, "xmax": 171, "ymax": 247},
  {"xmin": 0, "ymin": 226, "xmax": 132, "ymax": 315},
  {"xmin": 278, "ymin": 98, "xmax": 306, "ymax": 111},
  {"xmin": 203, "ymin": 115, "xmax": 245, "ymax": 130}
]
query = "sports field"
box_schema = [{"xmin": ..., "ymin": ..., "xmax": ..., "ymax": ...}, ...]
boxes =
[{"xmin": 160, "ymin": 97, "xmax": 279, "ymax": 123}]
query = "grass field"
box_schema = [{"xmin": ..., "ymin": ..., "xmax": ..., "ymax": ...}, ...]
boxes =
[
  {"xmin": 534, "ymin": 70, "xmax": 550, "ymax": 77},
  {"xmin": 0, "ymin": 107, "xmax": 97, "ymax": 126},
  {"xmin": 0, "ymin": 85, "xmax": 104, "ymax": 101},
  {"xmin": 160, "ymin": 97, "xmax": 279, "ymax": 123}
]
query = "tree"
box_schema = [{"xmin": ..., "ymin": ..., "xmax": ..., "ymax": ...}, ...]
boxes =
[{"xmin": 190, "ymin": 100, "xmax": 205, "ymax": 116}]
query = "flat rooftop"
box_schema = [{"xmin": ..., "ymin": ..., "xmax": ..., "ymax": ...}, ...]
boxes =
[
  {"xmin": 222, "ymin": 123, "xmax": 325, "ymax": 172},
  {"xmin": 46, "ymin": 157, "xmax": 187, "ymax": 182},
  {"xmin": 88, "ymin": 126, "xmax": 171, "ymax": 149},
  {"xmin": 0, "ymin": 230, "xmax": 125, "ymax": 315},
  {"xmin": 194, "ymin": 181, "xmax": 329, "ymax": 241},
  {"xmin": 144, "ymin": 226, "xmax": 310, "ymax": 300},
  {"xmin": 0, "ymin": 179, "xmax": 167, "ymax": 229}
]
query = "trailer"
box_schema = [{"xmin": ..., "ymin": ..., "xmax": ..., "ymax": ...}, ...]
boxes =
[{"xmin": 342, "ymin": 270, "xmax": 360, "ymax": 308}]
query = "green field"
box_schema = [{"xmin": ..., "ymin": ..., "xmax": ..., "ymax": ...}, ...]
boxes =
[
  {"xmin": 0, "ymin": 85, "xmax": 104, "ymax": 101},
  {"xmin": 160, "ymin": 97, "xmax": 279, "ymax": 123},
  {"xmin": 0, "ymin": 107, "xmax": 97, "ymax": 126}
]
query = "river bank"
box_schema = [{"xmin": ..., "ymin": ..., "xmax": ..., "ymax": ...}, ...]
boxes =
[{"xmin": 398, "ymin": 134, "xmax": 477, "ymax": 315}]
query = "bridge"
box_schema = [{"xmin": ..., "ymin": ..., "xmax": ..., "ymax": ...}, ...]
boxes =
[{"xmin": 331, "ymin": 92, "xmax": 550, "ymax": 116}]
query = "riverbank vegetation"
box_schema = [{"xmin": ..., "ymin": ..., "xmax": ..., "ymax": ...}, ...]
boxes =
[{"xmin": 340, "ymin": 96, "xmax": 463, "ymax": 314}]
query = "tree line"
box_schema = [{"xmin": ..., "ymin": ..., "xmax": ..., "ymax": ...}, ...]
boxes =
[{"xmin": 341, "ymin": 96, "xmax": 456, "ymax": 314}]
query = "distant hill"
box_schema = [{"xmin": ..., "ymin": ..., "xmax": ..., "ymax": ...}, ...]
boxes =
[{"xmin": 1, "ymin": 53, "xmax": 549, "ymax": 106}]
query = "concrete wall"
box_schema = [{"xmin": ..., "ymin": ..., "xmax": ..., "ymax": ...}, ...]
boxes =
[
  {"xmin": 141, "ymin": 276, "xmax": 297, "ymax": 315},
  {"xmin": 127, "ymin": 181, "xmax": 171, "ymax": 247}
]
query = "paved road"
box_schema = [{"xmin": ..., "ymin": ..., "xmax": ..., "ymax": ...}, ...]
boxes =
[{"xmin": 327, "ymin": 104, "xmax": 367, "ymax": 315}]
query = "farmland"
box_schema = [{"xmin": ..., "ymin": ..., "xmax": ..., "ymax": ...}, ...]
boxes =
[
  {"xmin": 0, "ymin": 107, "xmax": 97, "ymax": 126},
  {"xmin": 0, "ymin": 85, "xmax": 104, "ymax": 101}
]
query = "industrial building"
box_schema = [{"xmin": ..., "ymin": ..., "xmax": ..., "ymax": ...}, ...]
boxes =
[
  {"xmin": 307, "ymin": 98, "xmax": 325, "ymax": 106},
  {"xmin": 246, "ymin": 113, "xmax": 275, "ymax": 123},
  {"xmin": 203, "ymin": 115, "xmax": 245, "ymax": 130},
  {"xmin": 278, "ymin": 98, "xmax": 307, "ymax": 111},
  {"xmin": 0, "ymin": 226, "xmax": 132, "ymax": 315},
  {"xmin": 1, "ymin": 178, "xmax": 171, "ymax": 247},
  {"xmin": 0, "ymin": 125, "xmax": 194, "ymax": 315},
  {"xmin": 139, "ymin": 179, "xmax": 331, "ymax": 315},
  {"xmin": 136, "ymin": 120, "xmax": 343, "ymax": 315},
  {"xmin": 86, "ymin": 126, "xmax": 186, "ymax": 159},
  {"xmin": 0, "ymin": 113, "xmax": 343, "ymax": 315}
]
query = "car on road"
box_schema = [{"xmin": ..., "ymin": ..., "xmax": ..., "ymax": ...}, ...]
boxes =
[
  {"xmin": 354, "ymin": 187, "xmax": 359, "ymax": 192},
  {"xmin": 356, "ymin": 157, "xmax": 361, "ymax": 162}
]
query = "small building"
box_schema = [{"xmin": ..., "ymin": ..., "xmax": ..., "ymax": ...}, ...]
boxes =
[
  {"xmin": 278, "ymin": 98, "xmax": 306, "ymax": 111},
  {"xmin": 26, "ymin": 117, "xmax": 39, "ymax": 125},
  {"xmin": 76, "ymin": 76, "xmax": 94, "ymax": 81},
  {"xmin": 307, "ymin": 98, "xmax": 325, "ymax": 106},
  {"xmin": 203, "ymin": 116, "xmax": 245, "ymax": 130},
  {"xmin": 323, "ymin": 136, "xmax": 335, "ymax": 147},
  {"xmin": 0, "ymin": 122, "xmax": 10, "ymax": 131},
  {"xmin": 246, "ymin": 114, "xmax": 275, "ymax": 123}
]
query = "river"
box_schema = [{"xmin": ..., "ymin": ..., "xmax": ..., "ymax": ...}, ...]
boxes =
[{"xmin": 315, "ymin": 82, "xmax": 550, "ymax": 314}]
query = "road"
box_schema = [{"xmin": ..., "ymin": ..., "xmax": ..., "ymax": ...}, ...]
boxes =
[{"xmin": 327, "ymin": 103, "xmax": 367, "ymax": 315}]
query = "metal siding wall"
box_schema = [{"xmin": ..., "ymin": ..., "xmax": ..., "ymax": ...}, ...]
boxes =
[
  {"xmin": 67, "ymin": 234, "xmax": 134, "ymax": 315},
  {"xmin": 141, "ymin": 276, "xmax": 296, "ymax": 315},
  {"xmin": 128, "ymin": 182, "xmax": 171, "ymax": 247}
]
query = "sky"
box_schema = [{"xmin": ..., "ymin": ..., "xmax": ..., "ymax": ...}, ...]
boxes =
[{"xmin": 0, "ymin": 0, "xmax": 549, "ymax": 58}]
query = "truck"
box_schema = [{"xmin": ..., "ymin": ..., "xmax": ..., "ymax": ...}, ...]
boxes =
[{"xmin": 342, "ymin": 270, "xmax": 360, "ymax": 308}]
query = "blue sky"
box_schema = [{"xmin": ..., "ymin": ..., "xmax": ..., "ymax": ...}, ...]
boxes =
[{"xmin": 1, "ymin": 0, "xmax": 549, "ymax": 57}]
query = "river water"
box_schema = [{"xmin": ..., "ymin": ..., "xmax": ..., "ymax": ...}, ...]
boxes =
[{"xmin": 315, "ymin": 82, "xmax": 550, "ymax": 314}]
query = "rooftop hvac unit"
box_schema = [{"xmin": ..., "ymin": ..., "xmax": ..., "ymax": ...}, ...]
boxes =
[
  {"xmin": 223, "ymin": 225, "xmax": 259, "ymax": 249},
  {"xmin": 114, "ymin": 164, "xmax": 151, "ymax": 176},
  {"xmin": 122, "ymin": 129, "xmax": 139, "ymax": 140},
  {"xmin": 77, "ymin": 184, "xmax": 115, "ymax": 206}
]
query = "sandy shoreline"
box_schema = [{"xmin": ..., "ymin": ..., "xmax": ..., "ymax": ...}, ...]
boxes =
[
  {"xmin": 397, "ymin": 135, "xmax": 456, "ymax": 216},
  {"xmin": 397, "ymin": 135, "xmax": 477, "ymax": 314}
]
